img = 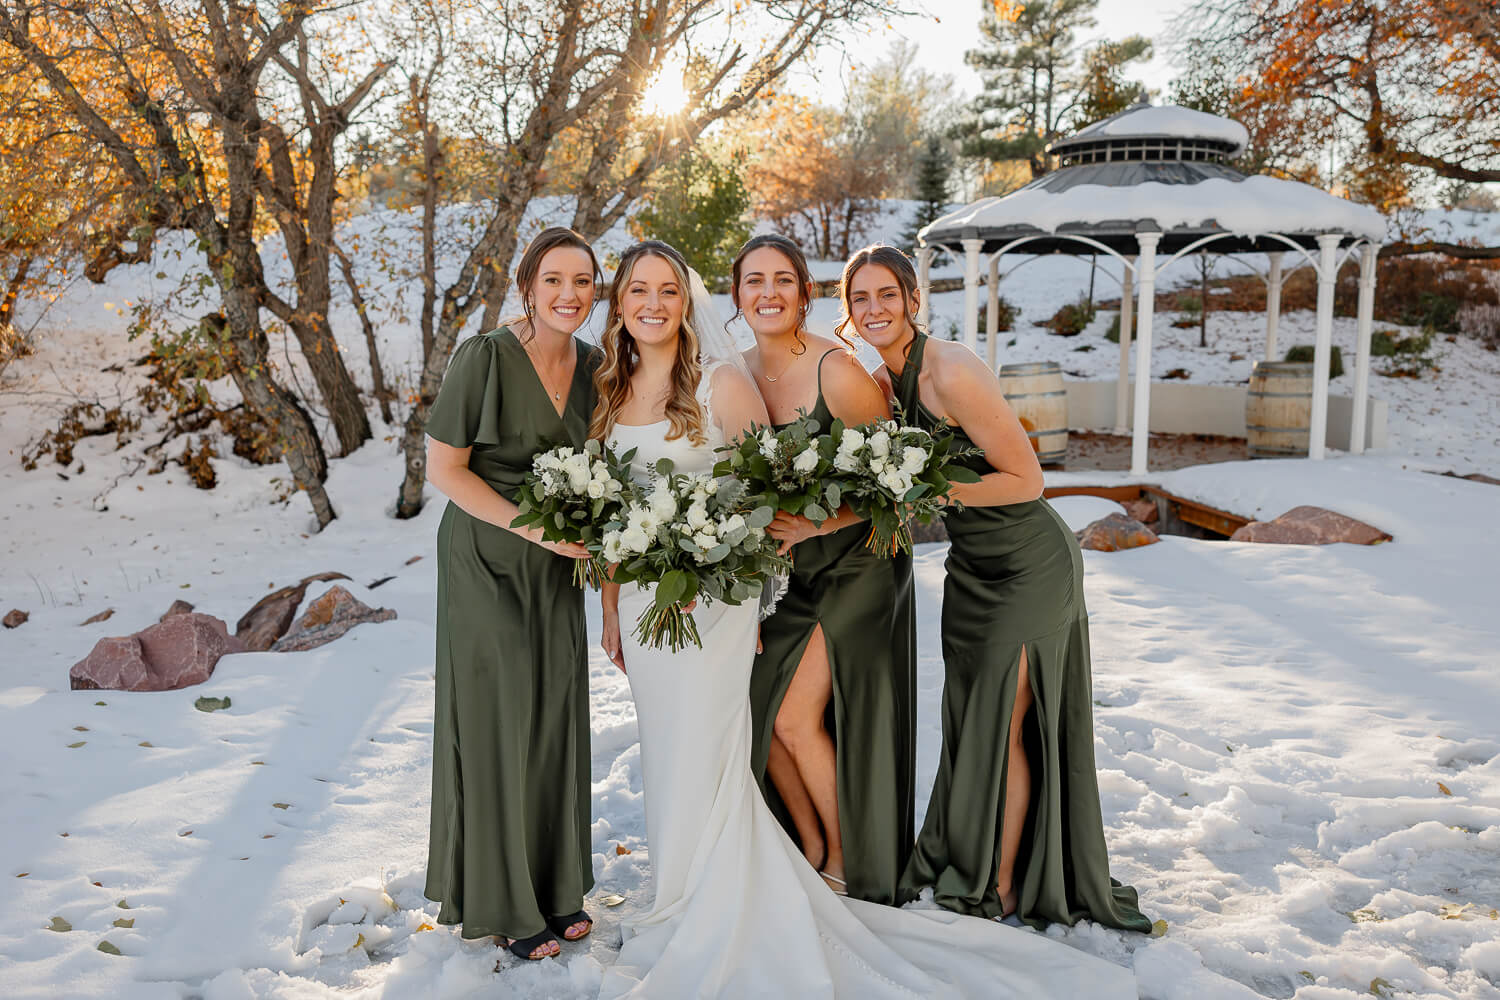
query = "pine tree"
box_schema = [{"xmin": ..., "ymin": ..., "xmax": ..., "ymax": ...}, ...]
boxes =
[
  {"xmin": 957, "ymin": 0, "xmax": 1099, "ymax": 179},
  {"xmin": 903, "ymin": 136, "xmax": 953, "ymax": 257}
]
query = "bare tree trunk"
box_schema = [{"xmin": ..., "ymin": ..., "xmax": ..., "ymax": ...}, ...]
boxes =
[
  {"xmin": 0, "ymin": 253, "xmax": 32, "ymax": 328},
  {"xmin": 334, "ymin": 240, "xmax": 393, "ymax": 424}
]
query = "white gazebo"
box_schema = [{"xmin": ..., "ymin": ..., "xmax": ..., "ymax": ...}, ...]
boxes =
[{"xmin": 917, "ymin": 101, "xmax": 1388, "ymax": 474}]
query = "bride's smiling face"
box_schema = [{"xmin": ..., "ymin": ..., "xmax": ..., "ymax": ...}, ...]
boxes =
[{"xmin": 621, "ymin": 254, "xmax": 685, "ymax": 350}]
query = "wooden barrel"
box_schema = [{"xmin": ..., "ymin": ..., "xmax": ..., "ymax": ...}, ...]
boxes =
[
  {"xmin": 1246, "ymin": 361, "xmax": 1312, "ymax": 458},
  {"xmin": 999, "ymin": 361, "xmax": 1068, "ymax": 466}
]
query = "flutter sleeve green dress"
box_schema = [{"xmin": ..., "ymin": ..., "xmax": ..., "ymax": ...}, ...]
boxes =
[
  {"xmin": 423, "ymin": 327, "xmax": 599, "ymax": 941},
  {"xmin": 895, "ymin": 333, "xmax": 1150, "ymax": 932},
  {"xmin": 749, "ymin": 350, "xmax": 918, "ymax": 906}
]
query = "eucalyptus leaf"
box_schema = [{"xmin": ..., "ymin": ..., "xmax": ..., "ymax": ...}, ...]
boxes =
[{"xmin": 803, "ymin": 503, "xmax": 828, "ymax": 524}]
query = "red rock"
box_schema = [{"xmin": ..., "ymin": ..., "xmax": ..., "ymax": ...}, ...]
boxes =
[
  {"xmin": 159, "ymin": 600, "xmax": 195, "ymax": 622},
  {"xmin": 1076, "ymin": 513, "xmax": 1160, "ymax": 552},
  {"xmin": 272, "ymin": 586, "xmax": 396, "ymax": 653},
  {"xmin": 1229, "ymin": 505, "xmax": 1392, "ymax": 545},
  {"xmin": 235, "ymin": 572, "xmax": 350, "ymax": 652},
  {"xmin": 1122, "ymin": 497, "xmax": 1159, "ymax": 524},
  {"xmin": 81, "ymin": 608, "xmax": 115, "ymax": 625},
  {"xmin": 70, "ymin": 613, "xmax": 245, "ymax": 692},
  {"xmin": 3, "ymin": 609, "xmax": 28, "ymax": 629}
]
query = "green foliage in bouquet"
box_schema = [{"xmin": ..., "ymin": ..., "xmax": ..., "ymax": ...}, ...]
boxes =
[
  {"xmin": 712, "ymin": 411, "xmax": 845, "ymax": 525},
  {"xmin": 511, "ymin": 439, "xmax": 635, "ymax": 589},
  {"xmin": 828, "ymin": 415, "xmax": 982, "ymax": 556},
  {"xmin": 604, "ymin": 458, "xmax": 787, "ymax": 652}
]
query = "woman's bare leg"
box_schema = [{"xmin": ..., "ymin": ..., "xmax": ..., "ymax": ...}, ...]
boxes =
[
  {"xmin": 767, "ymin": 733, "xmax": 826, "ymax": 868},
  {"xmin": 995, "ymin": 647, "xmax": 1034, "ymax": 916},
  {"xmin": 771, "ymin": 623, "xmax": 844, "ymax": 883}
]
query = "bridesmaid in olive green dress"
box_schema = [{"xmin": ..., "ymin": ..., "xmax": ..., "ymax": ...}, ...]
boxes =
[
  {"xmin": 734, "ymin": 234, "xmax": 918, "ymax": 905},
  {"xmin": 840, "ymin": 243, "xmax": 1150, "ymax": 933},
  {"xmin": 424, "ymin": 228, "xmax": 603, "ymax": 961}
]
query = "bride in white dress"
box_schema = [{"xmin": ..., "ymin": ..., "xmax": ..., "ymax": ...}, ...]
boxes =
[{"xmin": 594, "ymin": 241, "xmax": 1135, "ymax": 999}]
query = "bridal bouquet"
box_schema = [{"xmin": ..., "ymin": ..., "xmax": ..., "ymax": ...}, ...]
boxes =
[
  {"xmin": 511, "ymin": 439, "xmax": 634, "ymax": 589},
  {"xmin": 712, "ymin": 412, "xmax": 843, "ymax": 527},
  {"xmin": 603, "ymin": 459, "xmax": 786, "ymax": 652},
  {"xmin": 829, "ymin": 417, "xmax": 982, "ymax": 556}
]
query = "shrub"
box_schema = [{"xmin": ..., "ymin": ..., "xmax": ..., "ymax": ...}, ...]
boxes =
[
  {"xmin": 1043, "ymin": 295, "xmax": 1096, "ymax": 336},
  {"xmin": 1177, "ymin": 293, "xmax": 1203, "ymax": 318},
  {"xmin": 1284, "ymin": 344, "xmax": 1345, "ymax": 378},
  {"xmin": 1370, "ymin": 330, "xmax": 1397, "ymax": 356}
]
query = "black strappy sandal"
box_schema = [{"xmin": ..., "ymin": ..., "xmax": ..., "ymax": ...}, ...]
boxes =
[
  {"xmin": 546, "ymin": 910, "xmax": 593, "ymax": 941},
  {"xmin": 502, "ymin": 928, "xmax": 559, "ymax": 961}
]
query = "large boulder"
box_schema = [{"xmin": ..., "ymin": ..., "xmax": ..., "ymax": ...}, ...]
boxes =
[
  {"xmin": 1229, "ymin": 506, "xmax": 1391, "ymax": 545},
  {"xmin": 1077, "ymin": 513, "xmax": 1160, "ymax": 552},
  {"xmin": 272, "ymin": 586, "xmax": 395, "ymax": 653},
  {"xmin": 236, "ymin": 572, "xmax": 351, "ymax": 651},
  {"xmin": 70, "ymin": 612, "xmax": 245, "ymax": 691}
]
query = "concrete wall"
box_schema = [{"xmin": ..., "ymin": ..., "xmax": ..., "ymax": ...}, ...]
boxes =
[{"xmin": 1062, "ymin": 379, "xmax": 1388, "ymax": 451}]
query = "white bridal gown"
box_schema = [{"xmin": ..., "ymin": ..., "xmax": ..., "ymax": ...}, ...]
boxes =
[{"xmin": 601, "ymin": 366, "xmax": 1136, "ymax": 1000}]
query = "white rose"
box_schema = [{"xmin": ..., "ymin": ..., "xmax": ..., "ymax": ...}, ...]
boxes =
[
  {"xmin": 587, "ymin": 479, "xmax": 606, "ymax": 499},
  {"xmin": 838, "ymin": 428, "xmax": 865, "ymax": 453},
  {"xmin": 834, "ymin": 452, "xmax": 859, "ymax": 473},
  {"xmin": 620, "ymin": 525, "xmax": 650, "ymax": 554},
  {"xmin": 703, "ymin": 478, "xmax": 719, "ymax": 495},
  {"xmin": 649, "ymin": 486, "xmax": 678, "ymax": 520},
  {"xmin": 686, "ymin": 502, "xmax": 711, "ymax": 530},
  {"xmin": 792, "ymin": 446, "xmax": 819, "ymax": 474},
  {"xmin": 869, "ymin": 430, "xmax": 891, "ymax": 458},
  {"xmin": 602, "ymin": 532, "xmax": 623, "ymax": 563},
  {"xmin": 592, "ymin": 462, "xmax": 611, "ymax": 481},
  {"xmin": 900, "ymin": 446, "xmax": 927, "ymax": 474},
  {"xmin": 870, "ymin": 457, "xmax": 887, "ymax": 474},
  {"xmin": 694, "ymin": 530, "xmax": 718, "ymax": 550}
]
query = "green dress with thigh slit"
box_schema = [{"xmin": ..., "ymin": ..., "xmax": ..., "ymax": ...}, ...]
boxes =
[
  {"xmin": 894, "ymin": 333, "xmax": 1149, "ymax": 931},
  {"xmin": 749, "ymin": 349, "xmax": 918, "ymax": 906},
  {"xmin": 423, "ymin": 327, "xmax": 599, "ymax": 940}
]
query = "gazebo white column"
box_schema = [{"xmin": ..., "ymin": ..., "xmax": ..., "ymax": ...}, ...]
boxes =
[
  {"xmin": 1309, "ymin": 233, "xmax": 1342, "ymax": 460},
  {"xmin": 1349, "ymin": 242, "xmax": 1380, "ymax": 454},
  {"xmin": 985, "ymin": 254, "xmax": 1001, "ymax": 369},
  {"xmin": 916, "ymin": 246, "xmax": 933, "ymax": 330},
  {"xmin": 962, "ymin": 238, "xmax": 983, "ymax": 349},
  {"xmin": 1265, "ymin": 251, "xmax": 1284, "ymax": 361},
  {"xmin": 1130, "ymin": 234, "xmax": 1161, "ymax": 475},
  {"xmin": 1115, "ymin": 257, "xmax": 1134, "ymax": 433}
]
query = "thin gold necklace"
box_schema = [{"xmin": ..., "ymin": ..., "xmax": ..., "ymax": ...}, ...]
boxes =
[
  {"xmin": 762, "ymin": 346, "xmax": 804, "ymax": 383},
  {"xmin": 526, "ymin": 341, "xmax": 571, "ymax": 401}
]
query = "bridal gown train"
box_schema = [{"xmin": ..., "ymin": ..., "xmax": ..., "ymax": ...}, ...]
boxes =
[{"xmin": 600, "ymin": 367, "xmax": 1136, "ymax": 999}]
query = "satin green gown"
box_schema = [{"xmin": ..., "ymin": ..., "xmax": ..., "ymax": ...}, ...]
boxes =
[
  {"xmin": 423, "ymin": 328, "xmax": 599, "ymax": 940},
  {"xmin": 749, "ymin": 349, "xmax": 918, "ymax": 906},
  {"xmin": 895, "ymin": 333, "xmax": 1150, "ymax": 932}
]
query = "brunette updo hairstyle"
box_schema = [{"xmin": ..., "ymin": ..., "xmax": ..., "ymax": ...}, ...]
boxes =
[
  {"xmin": 512, "ymin": 227, "xmax": 602, "ymax": 341},
  {"xmin": 834, "ymin": 243, "xmax": 926, "ymax": 346},
  {"xmin": 728, "ymin": 234, "xmax": 824, "ymax": 353}
]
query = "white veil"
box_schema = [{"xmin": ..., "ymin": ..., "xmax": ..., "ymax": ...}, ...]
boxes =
[
  {"xmin": 688, "ymin": 268, "xmax": 752, "ymax": 380},
  {"xmin": 687, "ymin": 267, "xmax": 785, "ymax": 619}
]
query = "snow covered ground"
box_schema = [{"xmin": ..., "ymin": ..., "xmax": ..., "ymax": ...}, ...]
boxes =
[{"xmin": 2, "ymin": 203, "xmax": 1498, "ymax": 999}]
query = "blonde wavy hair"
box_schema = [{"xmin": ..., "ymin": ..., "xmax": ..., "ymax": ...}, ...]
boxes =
[{"xmin": 589, "ymin": 241, "xmax": 706, "ymax": 444}]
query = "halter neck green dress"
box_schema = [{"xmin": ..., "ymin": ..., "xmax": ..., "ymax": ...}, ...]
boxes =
[
  {"xmin": 749, "ymin": 348, "xmax": 918, "ymax": 906},
  {"xmin": 423, "ymin": 328, "xmax": 599, "ymax": 941},
  {"xmin": 893, "ymin": 333, "xmax": 1149, "ymax": 932}
]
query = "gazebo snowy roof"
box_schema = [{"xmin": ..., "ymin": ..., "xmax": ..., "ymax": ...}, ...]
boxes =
[
  {"xmin": 921, "ymin": 102, "xmax": 1386, "ymax": 256},
  {"xmin": 913, "ymin": 101, "xmax": 1389, "ymax": 475}
]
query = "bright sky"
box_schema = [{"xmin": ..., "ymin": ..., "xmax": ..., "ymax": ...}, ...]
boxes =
[{"xmin": 789, "ymin": 0, "xmax": 1191, "ymax": 109}]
